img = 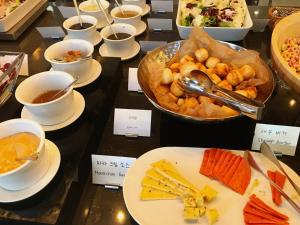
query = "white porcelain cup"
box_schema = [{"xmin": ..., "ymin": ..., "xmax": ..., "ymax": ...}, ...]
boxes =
[
  {"xmin": 0, "ymin": 119, "xmax": 49, "ymax": 190},
  {"xmin": 44, "ymin": 39, "xmax": 94, "ymax": 83},
  {"xmin": 122, "ymin": 0, "xmax": 146, "ymax": 10},
  {"xmin": 79, "ymin": 0, "xmax": 111, "ymax": 28},
  {"xmin": 100, "ymin": 23, "xmax": 136, "ymax": 55},
  {"xmin": 111, "ymin": 5, "xmax": 143, "ymax": 29},
  {"xmin": 63, "ymin": 15, "xmax": 98, "ymax": 44},
  {"xmin": 15, "ymin": 71, "xmax": 75, "ymax": 126}
]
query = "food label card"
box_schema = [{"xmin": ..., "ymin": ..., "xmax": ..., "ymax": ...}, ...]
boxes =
[
  {"xmin": 113, "ymin": 108, "xmax": 152, "ymax": 137},
  {"xmin": 57, "ymin": 6, "xmax": 77, "ymax": 18},
  {"xmin": 36, "ymin": 27, "xmax": 66, "ymax": 39},
  {"xmin": 91, "ymin": 155, "xmax": 136, "ymax": 187},
  {"xmin": 140, "ymin": 41, "xmax": 167, "ymax": 53},
  {"xmin": 0, "ymin": 54, "xmax": 28, "ymax": 76},
  {"xmin": 151, "ymin": 1, "xmax": 173, "ymax": 12},
  {"xmin": 147, "ymin": 18, "xmax": 173, "ymax": 31},
  {"xmin": 128, "ymin": 68, "xmax": 142, "ymax": 92},
  {"xmin": 252, "ymin": 123, "xmax": 300, "ymax": 156}
]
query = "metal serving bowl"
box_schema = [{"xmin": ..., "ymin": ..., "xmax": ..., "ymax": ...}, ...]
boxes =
[{"xmin": 137, "ymin": 40, "xmax": 275, "ymax": 122}]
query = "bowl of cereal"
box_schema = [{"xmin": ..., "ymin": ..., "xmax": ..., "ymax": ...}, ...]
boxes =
[
  {"xmin": 138, "ymin": 28, "xmax": 274, "ymax": 122},
  {"xmin": 271, "ymin": 12, "xmax": 300, "ymax": 95}
]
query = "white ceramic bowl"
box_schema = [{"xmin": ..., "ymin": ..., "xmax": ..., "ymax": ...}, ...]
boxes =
[
  {"xmin": 111, "ymin": 5, "xmax": 143, "ymax": 29},
  {"xmin": 271, "ymin": 12, "xmax": 300, "ymax": 95},
  {"xmin": 44, "ymin": 39, "xmax": 94, "ymax": 83},
  {"xmin": 79, "ymin": 0, "xmax": 111, "ymax": 28},
  {"xmin": 15, "ymin": 71, "xmax": 75, "ymax": 126},
  {"xmin": 176, "ymin": 0, "xmax": 253, "ymax": 41},
  {"xmin": 0, "ymin": 119, "xmax": 48, "ymax": 190},
  {"xmin": 63, "ymin": 15, "xmax": 98, "ymax": 44},
  {"xmin": 100, "ymin": 23, "xmax": 136, "ymax": 55},
  {"xmin": 122, "ymin": 0, "xmax": 146, "ymax": 10}
]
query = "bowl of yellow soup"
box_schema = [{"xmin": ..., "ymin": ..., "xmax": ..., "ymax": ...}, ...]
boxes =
[{"xmin": 0, "ymin": 119, "xmax": 49, "ymax": 190}]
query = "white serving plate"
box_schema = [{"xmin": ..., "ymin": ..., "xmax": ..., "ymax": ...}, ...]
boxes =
[
  {"xmin": 123, "ymin": 147, "xmax": 300, "ymax": 225},
  {"xmin": 176, "ymin": 0, "xmax": 253, "ymax": 41},
  {"xmin": 0, "ymin": 0, "xmax": 43, "ymax": 32}
]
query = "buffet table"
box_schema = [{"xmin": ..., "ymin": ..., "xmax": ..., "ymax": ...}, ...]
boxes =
[{"xmin": 0, "ymin": 1, "xmax": 299, "ymax": 225}]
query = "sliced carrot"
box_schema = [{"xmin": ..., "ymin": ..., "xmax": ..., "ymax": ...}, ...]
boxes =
[
  {"xmin": 216, "ymin": 153, "xmax": 236, "ymax": 181},
  {"xmin": 228, "ymin": 158, "xmax": 251, "ymax": 194},
  {"xmin": 206, "ymin": 148, "xmax": 217, "ymax": 177},
  {"xmin": 267, "ymin": 170, "xmax": 276, "ymax": 203},
  {"xmin": 244, "ymin": 203, "xmax": 288, "ymax": 223},
  {"xmin": 211, "ymin": 150, "xmax": 229, "ymax": 178},
  {"xmin": 274, "ymin": 171, "xmax": 286, "ymax": 206},
  {"xmin": 249, "ymin": 195, "xmax": 289, "ymax": 221},
  {"xmin": 210, "ymin": 149, "xmax": 224, "ymax": 179},
  {"xmin": 199, "ymin": 149, "xmax": 211, "ymax": 176},
  {"xmin": 222, "ymin": 156, "xmax": 242, "ymax": 184},
  {"xmin": 244, "ymin": 212, "xmax": 289, "ymax": 224}
]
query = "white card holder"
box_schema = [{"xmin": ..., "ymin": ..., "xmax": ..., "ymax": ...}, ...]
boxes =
[{"xmin": 147, "ymin": 18, "xmax": 173, "ymax": 31}]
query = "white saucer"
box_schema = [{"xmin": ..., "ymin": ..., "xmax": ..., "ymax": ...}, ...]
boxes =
[
  {"xmin": 0, "ymin": 140, "xmax": 61, "ymax": 203},
  {"xmin": 50, "ymin": 59, "xmax": 102, "ymax": 88},
  {"xmin": 141, "ymin": 4, "xmax": 151, "ymax": 16},
  {"xmin": 97, "ymin": 16, "xmax": 113, "ymax": 29},
  {"xmin": 99, "ymin": 41, "xmax": 140, "ymax": 61},
  {"xmin": 21, "ymin": 91, "xmax": 85, "ymax": 132},
  {"xmin": 136, "ymin": 21, "xmax": 147, "ymax": 36},
  {"xmin": 63, "ymin": 32, "xmax": 102, "ymax": 46}
]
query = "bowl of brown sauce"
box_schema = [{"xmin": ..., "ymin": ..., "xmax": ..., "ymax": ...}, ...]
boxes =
[
  {"xmin": 0, "ymin": 119, "xmax": 49, "ymax": 190},
  {"xmin": 15, "ymin": 71, "xmax": 75, "ymax": 125},
  {"xmin": 100, "ymin": 23, "xmax": 136, "ymax": 55}
]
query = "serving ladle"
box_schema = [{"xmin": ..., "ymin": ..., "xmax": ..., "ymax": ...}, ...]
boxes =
[{"xmin": 179, "ymin": 69, "xmax": 265, "ymax": 120}]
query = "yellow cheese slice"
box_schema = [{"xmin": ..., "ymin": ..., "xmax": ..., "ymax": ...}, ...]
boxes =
[
  {"xmin": 200, "ymin": 185, "xmax": 218, "ymax": 202},
  {"xmin": 141, "ymin": 176, "xmax": 181, "ymax": 195},
  {"xmin": 206, "ymin": 208, "xmax": 219, "ymax": 225},
  {"xmin": 183, "ymin": 206, "xmax": 206, "ymax": 220},
  {"xmin": 151, "ymin": 159, "xmax": 200, "ymax": 193},
  {"xmin": 140, "ymin": 187, "xmax": 178, "ymax": 201}
]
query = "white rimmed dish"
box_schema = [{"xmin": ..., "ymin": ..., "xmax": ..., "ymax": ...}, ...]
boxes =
[
  {"xmin": 0, "ymin": 119, "xmax": 48, "ymax": 191},
  {"xmin": 63, "ymin": 15, "xmax": 99, "ymax": 45},
  {"xmin": 100, "ymin": 23, "xmax": 137, "ymax": 56},
  {"xmin": 79, "ymin": 0, "xmax": 111, "ymax": 29},
  {"xmin": 15, "ymin": 71, "xmax": 75, "ymax": 126},
  {"xmin": 111, "ymin": 5, "xmax": 143, "ymax": 29},
  {"xmin": 176, "ymin": 0, "xmax": 253, "ymax": 41},
  {"xmin": 44, "ymin": 39, "xmax": 94, "ymax": 84}
]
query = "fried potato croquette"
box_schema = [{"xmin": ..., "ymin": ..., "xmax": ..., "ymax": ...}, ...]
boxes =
[
  {"xmin": 170, "ymin": 80, "xmax": 184, "ymax": 97},
  {"xmin": 217, "ymin": 80, "xmax": 233, "ymax": 91},
  {"xmin": 195, "ymin": 48, "xmax": 209, "ymax": 63},
  {"xmin": 184, "ymin": 97, "xmax": 199, "ymax": 108},
  {"xmin": 161, "ymin": 68, "xmax": 174, "ymax": 85},
  {"xmin": 235, "ymin": 90, "xmax": 249, "ymax": 98},
  {"xmin": 205, "ymin": 57, "xmax": 220, "ymax": 68},
  {"xmin": 215, "ymin": 63, "xmax": 230, "ymax": 78},
  {"xmin": 243, "ymin": 86, "xmax": 257, "ymax": 99},
  {"xmin": 198, "ymin": 96, "xmax": 214, "ymax": 104},
  {"xmin": 177, "ymin": 98, "xmax": 184, "ymax": 106},
  {"xmin": 208, "ymin": 73, "xmax": 221, "ymax": 84},
  {"xmin": 180, "ymin": 62, "xmax": 198, "ymax": 76},
  {"xmin": 239, "ymin": 64, "xmax": 256, "ymax": 80},
  {"xmin": 170, "ymin": 63, "xmax": 180, "ymax": 72},
  {"xmin": 226, "ymin": 70, "xmax": 244, "ymax": 86}
]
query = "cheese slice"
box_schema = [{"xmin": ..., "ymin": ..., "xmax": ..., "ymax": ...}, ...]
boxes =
[
  {"xmin": 183, "ymin": 206, "xmax": 206, "ymax": 220},
  {"xmin": 141, "ymin": 176, "xmax": 181, "ymax": 195},
  {"xmin": 140, "ymin": 187, "xmax": 178, "ymax": 200},
  {"xmin": 151, "ymin": 159, "xmax": 200, "ymax": 193}
]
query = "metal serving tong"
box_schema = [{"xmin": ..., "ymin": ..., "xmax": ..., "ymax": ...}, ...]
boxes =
[
  {"xmin": 244, "ymin": 151, "xmax": 300, "ymax": 214},
  {"xmin": 179, "ymin": 69, "xmax": 265, "ymax": 120},
  {"xmin": 260, "ymin": 142, "xmax": 300, "ymax": 196}
]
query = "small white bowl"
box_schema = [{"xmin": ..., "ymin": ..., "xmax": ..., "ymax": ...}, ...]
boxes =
[
  {"xmin": 15, "ymin": 71, "xmax": 75, "ymax": 126},
  {"xmin": 111, "ymin": 5, "xmax": 143, "ymax": 29},
  {"xmin": 79, "ymin": 0, "xmax": 110, "ymax": 28},
  {"xmin": 122, "ymin": 0, "xmax": 146, "ymax": 10},
  {"xmin": 44, "ymin": 39, "xmax": 94, "ymax": 83},
  {"xmin": 63, "ymin": 15, "xmax": 98, "ymax": 43},
  {"xmin": 0, "ymin": 119, "xmax": 48, "ymax": 190},
  {"xmin": 100, "ymin": 23, "xmax": 136, "ymax": 55}
]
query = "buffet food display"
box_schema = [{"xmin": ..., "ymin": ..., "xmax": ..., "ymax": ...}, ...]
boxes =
[{"xmin": 138, "ymin": 28, "xmax": 274, "ymax": 121}]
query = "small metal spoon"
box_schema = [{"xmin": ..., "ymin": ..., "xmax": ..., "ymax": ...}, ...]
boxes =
[
  {"xmin": 47, "ymin": 77, "xmax": 78, "ymax": 102},
  {"xmin": 51, "ymin": 54, "xmax": 92, "ymax": 63},
  {"xmin": 179, "ymin": 69, "xmax": 265, "ymax": 120}
]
